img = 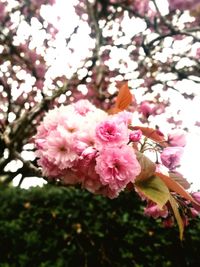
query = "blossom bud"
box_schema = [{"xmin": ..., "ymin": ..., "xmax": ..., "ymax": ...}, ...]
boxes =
[{"xmin": 129, "ymin": 130, "xmax": 142, "ymax": 142}]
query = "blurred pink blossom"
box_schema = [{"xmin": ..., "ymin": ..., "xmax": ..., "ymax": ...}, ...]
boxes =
[
  {"xmin": 168, "ymin": 0, "xmax": 200, "ymax": 11},
  {"xmin": 133, "ymin": 0, "xmax": 149, "ymax": 15},
  {"xmin": 139, "ymin": 101, "xmax": 165, "ymax": 118},
  {"xmin": 144, "ymin": 202, "xmax": 168, "ymax": 219},
  {"xmin": 73, "ymin": 99, "xmax": 96, "ymax": 116},
  {"xmin": 168, "ymin": 130, "xmax": 187, "ymax": 147},
  {"xmin": 160, "ymin": 147, "xmax": 184, "ymax": 169},
  {"xmin": 0, "ymin": 2, "xmax": 6, "ymax": 22}
]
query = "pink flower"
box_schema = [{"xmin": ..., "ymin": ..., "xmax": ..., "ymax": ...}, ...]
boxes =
[
  {"xmin": 144, "ymin": 202, "xmax": 168, "ymax": 219},
  {"xmin": 31, "ymin": 0, "xmax": 55, "ymax": 7},
  {"xmin": 168, "ymin": 130, "xmax": 187, "ymax": 147},
  {"xmin": 45, "ymin": 128, "xmax": 77, "ymax": 169},
  {"xmin": 73, "ymin": 132, "xmax": 95, "ymax": 154},
  {"xmin": 190, "ymin": 208, "xmax": 199, "ymax": 217},
  {"xmin": 160, "ymin": 147, "xmax": 184, "ymax": 169},
  {"xmin": 95, "ymin": 146, "xmax": 141, "ymax": 192},
  {"xmin": 196, "ymin": 48, "xmax": 200, "ymax": 59},
  {"xmin": 129, "ymin": 130, "xmax": 142, "ymax": 142},
  {"xmin": 133, "ymin": 0, "xmax": 149, "ymax": 15},
  {"xmin": 96, "ymin": 186, "xmax": 119, "ymax": 199},
  {"xmin": 116, "ymin": 111, "xmax": 133, "ymax": 125},
  {"xmin": 35, "ymin": 63, "xmax": 46, "ymax": 79},
  {"xmin": 73, "ymin": 99, "xmax": 96, "ymax": 116},
  {"xmin": 95, "ymin": 118, "xmax": 129, "ymax": 147},
  {"xmin": 78, "ymin": 147, "xmax": 97, "ymax": 172},
  {"xmin": 139, "ymin": 101, "xmax": 153, "ymax": 118},
  {"xmin": 37, "ymin": 155, "xmax": 64, "ymax": 178},
  {"xmin": 83, "ymin": 177, "xmax": 102, "ymax": 194},
  {"xmin": 168, "ymin": 0, "xmax": 200, "ymax": 11},
  {"xmin": 0, "ymin": 2, "xmax": 6, "ymax": 22},
  {"xmin": 139, "ymin": 101, "xmax": 165, "ymax": 118},
  {"xmin": 62, "ymin": 170, "xmax": 82, "ymax": 185}
]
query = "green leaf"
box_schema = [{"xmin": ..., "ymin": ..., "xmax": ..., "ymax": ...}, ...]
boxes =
[
  {"xmin": 135, "ymin": 175, "xmax": 170, "ymax": 209},
  {"xmin": 156, "ymin": 172, "xmax": 196, "ymax": 204},
  {"xmin": 169, "ymin": 195, "xmax": 184, "ymax": 240}
]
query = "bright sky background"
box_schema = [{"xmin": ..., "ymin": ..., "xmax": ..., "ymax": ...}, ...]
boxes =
[{"xmin": 10, "ymin": 0, "xmax": 200, "ymax": 191}]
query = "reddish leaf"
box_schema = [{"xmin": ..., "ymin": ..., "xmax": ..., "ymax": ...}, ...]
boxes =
[
  {"xmin": 135, "ymin": 151, "xmax": 156, "ymax": 181},
  {"xmin": 115, "ymin": 82, "xmax": 132, "ymax": 111},
  {"xmin": 156, "ymin": 172, "xmax": 197, "ymax": 204},
  {"xmin": 169, "ymin": 195, "xmax": 184, "ymax": 240},
  {"xmin": 108, "ymin": 83, "xmax": 133, "ymax": 115},
  {"xmin": 131, "ymin": 126, "xmax": 168, "ymax": 147}
]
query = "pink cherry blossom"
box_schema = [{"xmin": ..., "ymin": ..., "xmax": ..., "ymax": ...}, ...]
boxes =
[
  {"xmin": 95, "ymin": 117, "xmax": 129, "ymax": 147},
  {"xmin": 35, "ymin": 63, "xmax": 46, "ymax": 79},
  {"xmin": 62, "ymin": 169, "xmax": 82, "ymax": 185},
  {"xmin": 37, "ymin": 154, "xmax": 64, "ymax": 178},
  {"xmin": 115, "ymin": 111, "xmax": 133, "ymax": 125},
  {"xmin": 139, "ymin": 101, "xmax": 153, "ymax": 118},
  {"xmin": 78, "ymin": 147, "xmax": 97, "ymax": 172},
  {"xmin": 73, "ymin": 131, "xmax": 95, "ymax": 154},
  {"xmin": 44, "ymin": 128, "xmax": 77, "ymax": 169},
  {"xmin": 82, "ymin": 176, "xmax": 102, "ymax": 194},
  {"xmin": 133, "ymin": 0, "xmax": 150, "ymax": 15},
  {"xmin": 196, "ymin": 47, "xmax": 200, "ymax": 59},
  {"xmin": 31, "ymin": 0, "xmax": 55, "ymax": 7},
  {"xmin": 160, "ymin": 147, "xmax": 184, "ymax": 169},
  {"xmin": 95, "ymin": 146, "xmax": 141, "ymax": 192},
  {"xmin": 190, "ymin": 207, "xmax": 200, "ymax": 217},
  {"xmin": 0, "ymin": 2, "xmax": 6, "ymax": 22},
  {"xmin": 129, "ymin": 130, "xmax": 142, "ymax": 142},
  {"xmin": 168, "ymin": 0, "xmax": 200, "ymax": 11},
  {"xmin": 73, "ymin": 99, "xmax": 96, "ymax": 116},
  {"xmin": 168, "ymin": 130, "xmax": 187, "ymax": 147},
  {"xmin": 144, "ymin": 202, "xmax": 168, "ymax": 219},
  {"xmin": 96, "ymin": 186, "xmax": 120, "ymax": 199}
]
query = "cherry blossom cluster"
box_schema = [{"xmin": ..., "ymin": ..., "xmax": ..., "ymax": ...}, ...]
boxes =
[
  {"xmin": 34, "ymin": 98, "xmax": 200, "ymax": 234},
  {"xmin": 34, "ymin": 100, "xmax": 188, "ymax": 199},
  {"xmin": 35, "ymin": 100, "xmax": 142, "ymax": 198}
]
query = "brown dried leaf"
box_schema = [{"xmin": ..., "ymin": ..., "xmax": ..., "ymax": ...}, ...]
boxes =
[{"xmin": 169, "ymin": 171, "xmax": 191, "ymax": 190}]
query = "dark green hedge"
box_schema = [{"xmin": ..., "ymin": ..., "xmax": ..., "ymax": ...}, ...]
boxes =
[{"xmin": 0, "ymin": 185, "xmax": 200, "ymax": 267}]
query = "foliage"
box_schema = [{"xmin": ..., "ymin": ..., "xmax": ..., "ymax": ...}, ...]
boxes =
[{"xmin": 0, "ymin": 185, "xmax": 200, "ymax": 267}]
